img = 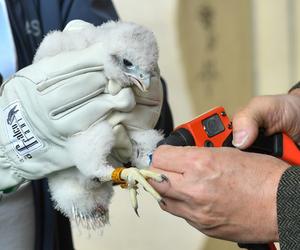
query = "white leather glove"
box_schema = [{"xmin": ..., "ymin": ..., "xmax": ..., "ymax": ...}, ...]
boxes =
[
  {"xmin": 0, "ymin": 19, "xmax": 163, "ymax": 192},
  {"xmin": 0, "ymin": 44, "xmax": 136, "ymax": 191}
]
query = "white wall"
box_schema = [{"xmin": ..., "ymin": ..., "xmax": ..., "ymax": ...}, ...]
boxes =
[{"xmin": 252, "ymin": 0, "xmax": 295, "ymax": 95}]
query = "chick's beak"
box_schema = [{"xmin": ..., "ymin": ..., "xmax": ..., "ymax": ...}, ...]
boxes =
[{"xmin": 124, "ymin": 67, "xmax": 151, "ymax": 92}]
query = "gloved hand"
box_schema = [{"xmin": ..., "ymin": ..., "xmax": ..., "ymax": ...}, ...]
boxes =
[
  {"xmin": 0, "ymin": 19, "xmax": 164, "ymax": 192},
  {"xmin": 0, "ymin": 40, "xmax": 138, "ymax": 191},
  {"xmin": 105, "ymin": 73, "xmax": 163, "ymax": 164}
]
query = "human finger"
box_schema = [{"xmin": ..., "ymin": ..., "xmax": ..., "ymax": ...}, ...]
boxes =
[{"xmin": 232, "ymin": 96, "xmax": 282, "ymax": 149}]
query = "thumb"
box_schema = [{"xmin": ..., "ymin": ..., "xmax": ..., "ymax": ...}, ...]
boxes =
[
  {"xmin": 232, "ymin": 112, "xmax": 259, "ymax": 149},
  {"xmin": 232, "ymin": 96, "xmax": 279, "ymax": 149}
]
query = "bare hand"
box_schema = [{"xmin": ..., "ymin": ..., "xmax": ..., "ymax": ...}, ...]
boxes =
[
  {"xmin": 150, "ymin": 145, "xmax": 289, "ymax": 243},
  {"xmin": 232, "ymin": 94, "xmax": 300, "ymax": 149}
]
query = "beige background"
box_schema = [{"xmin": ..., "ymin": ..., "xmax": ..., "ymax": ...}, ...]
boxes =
[{"xmin": 73, "ymin": 0, "xmax": 297, "ymax": 249}]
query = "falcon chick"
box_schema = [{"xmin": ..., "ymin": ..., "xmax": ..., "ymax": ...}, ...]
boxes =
[{"xmin": 34, "ymin": 20, "xmax": 166, "ymax": 229}]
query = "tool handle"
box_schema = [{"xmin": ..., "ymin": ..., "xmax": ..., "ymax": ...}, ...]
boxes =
[
  {"xmin": 223, "ymin": 130, "xmax": 300, "ymax": 166},
  {"xmin": 238, "ymin": 243, "xmax": 277, "ymax": 250}
]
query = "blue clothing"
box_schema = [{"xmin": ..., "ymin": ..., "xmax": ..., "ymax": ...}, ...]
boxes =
[
  {"xmin": 5, "ymin": 0, "xmax": 119, "ymax": 69},
  {"xmin": 0, "ymin": 0, "xmax": 17, "ymax": 80}
]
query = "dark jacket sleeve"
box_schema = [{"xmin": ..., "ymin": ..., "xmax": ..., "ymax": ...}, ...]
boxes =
[
  {"xmin": 277, "ymin": 82, "xmax": 300, "ymax": 249},
  {"xmin": 60, "ymin": 0, "xmax": 119, "ymax": 27},
  {"xmin": 155, "ymin": 78, "xmax": 174, "ymax": 136},
  {"xmin": 277, "ymin": 167, "xmax": 300, "ymax": 250}
]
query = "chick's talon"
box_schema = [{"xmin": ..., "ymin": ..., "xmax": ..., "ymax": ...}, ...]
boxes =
[
  {"xmin": 129, "ymin": 183, "xmax": 139, "ymax": 216},
  {"xmin": 111, "ymin": 167, "xmax": 164, "ymax": 215},
  {"xmin": 161, "ymin": 174, "xmax": 169, "ymax": 182}
]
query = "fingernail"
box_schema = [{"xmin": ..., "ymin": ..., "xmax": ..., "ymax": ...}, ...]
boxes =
[
  {"xmin": 134, "ymin": 207, "xmax": 140, "ymax": 217},
  {"xmin": 159, "ymin": 199, "xmax": 166, "ymax": 206},
  {"xmin": 161, "ymin": 174, "xmax": 169, "ymax": 182},
  {"xmin": 232, "ymin": 130, "xmax": 248, "ymax": 147}
]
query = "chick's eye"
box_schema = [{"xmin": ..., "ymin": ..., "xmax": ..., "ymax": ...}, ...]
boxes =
[{"xmin": 123, "ymin": 59, "xmax": 133, "ymax": 67}]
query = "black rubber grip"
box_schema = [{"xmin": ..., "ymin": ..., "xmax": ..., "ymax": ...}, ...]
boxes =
[
  {"xmin": 223, "ymin": 130, "xmax": 283, "ymax": 158},
  {"xmin": 238, "ymin": 243, "xmax": 272, "ymax": 250},
  {"xmin": 157, "ymin": 128, "xmax": 195, "ymax": 147}
]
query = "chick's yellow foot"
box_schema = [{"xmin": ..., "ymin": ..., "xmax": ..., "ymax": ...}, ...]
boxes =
[{"xmin": 111, "ymin": 167, "xmax": 167, "ymax": 215}]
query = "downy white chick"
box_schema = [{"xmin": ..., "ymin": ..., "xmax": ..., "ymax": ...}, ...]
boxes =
[{"xmin": 34, "ymin": 20, "xmax": 166, "ymax": 229}]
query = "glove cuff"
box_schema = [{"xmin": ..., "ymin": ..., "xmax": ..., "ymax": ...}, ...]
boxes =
[
  {"xmin": 0, "ymin": 96, "xmax": 27, "ymax": 191},
  {"xmin": 0, "ymin": 145, "xmax": 24, "ymax": 191}
]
